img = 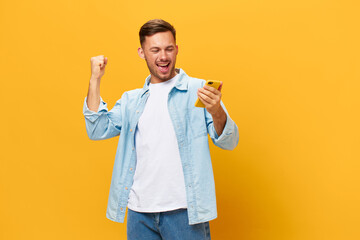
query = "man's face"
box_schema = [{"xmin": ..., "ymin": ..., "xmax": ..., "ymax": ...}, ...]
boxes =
[{"xmin": 138, "ymin": 31, "xmax": 178, "ymax": 83}]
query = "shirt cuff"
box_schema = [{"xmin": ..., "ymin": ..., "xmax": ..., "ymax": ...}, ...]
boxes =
[
  {"xmin": 83, "ymin": 96, "xmax": 108, "ymax": 123},
  {"xmin": 213, "ymin": 113, "xmax": 235, "ymax": 141}
]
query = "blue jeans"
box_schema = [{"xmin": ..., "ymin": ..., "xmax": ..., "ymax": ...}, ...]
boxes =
[{"xmin": 127, "ymin": 208, "xmax": 211, "ymax": 240}]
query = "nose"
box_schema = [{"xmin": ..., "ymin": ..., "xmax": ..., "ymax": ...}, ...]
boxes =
[{"xmin": 159, "ymin": 50, "xmax": 167, "ymax": 61}]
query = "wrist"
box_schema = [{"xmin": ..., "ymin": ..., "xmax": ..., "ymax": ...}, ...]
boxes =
[
  {"xmin": 211, "ymin": 106, "xmax": 226, "ymax": 119},
  {"xmin": 89, "ymin": 76, "xmax": 101, "ymax": 85}
]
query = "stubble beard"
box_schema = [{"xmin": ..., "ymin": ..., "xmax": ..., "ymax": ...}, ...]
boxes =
[{"xmin": 145, "ymin": 57, "xmax": 176, "ymax": 83}]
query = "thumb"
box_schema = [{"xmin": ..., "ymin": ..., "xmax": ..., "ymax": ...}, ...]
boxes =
[
  {"xmin": 104, "ymin": 57, "xmax": 108, "ymax": 66},
  {"xmin": 218, "ymin": 81, "xmax": 223, "ymax": 92}
]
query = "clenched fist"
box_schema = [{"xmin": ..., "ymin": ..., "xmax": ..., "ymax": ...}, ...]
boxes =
[{"xmin": 90, "ymin": 55, "xmax": 108, "ymax": 80}]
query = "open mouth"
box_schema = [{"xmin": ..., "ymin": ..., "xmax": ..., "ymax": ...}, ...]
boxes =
[{"xmin": 157, "ymin": 62, "xmax": 170, "ymax": 73}]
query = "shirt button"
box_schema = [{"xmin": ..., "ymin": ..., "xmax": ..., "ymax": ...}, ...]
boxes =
[
  {"xmin": 120, "ymin": 208, "xmax": 123, "ymax": 211},
  {"xmin": 125, "ymin": 187, "xmax": 128, "ymax": 190},
  {"xmin": 136, "ymin": 110, "xmax": 139, "ymax": 113},
  {"xmin": 130, "ymin": 168, "xmax": 133, "ymax": 171},
  {"xmin": 130, "ymin": 129, "xmax": 133, "ymax": 132},
  {"xmin": 132, "ymin": 147, "xmax": 134, "ymax": 151}
]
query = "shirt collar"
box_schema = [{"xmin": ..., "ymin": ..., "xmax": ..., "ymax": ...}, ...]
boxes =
[{"xmin": 141, "ymin": 68, "xmax": 189, "ymax": 97}]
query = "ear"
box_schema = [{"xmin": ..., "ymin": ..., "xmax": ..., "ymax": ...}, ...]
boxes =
[
  {"xmin": 138, "ymin": 47, "xmax": 145, "ymax": 59},
  {"xmin": 175, "ymin": 45, "xmax": 179, "ymax": 55}
]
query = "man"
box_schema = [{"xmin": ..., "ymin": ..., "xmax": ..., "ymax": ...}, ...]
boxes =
[{"xmin": 83, "ymin": 19, "xmax": 239, "ymax": 240}]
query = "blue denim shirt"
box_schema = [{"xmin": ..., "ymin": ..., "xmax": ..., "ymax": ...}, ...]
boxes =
[{"xmin": 83, "ymin": 68, "xmax": 239, "ymax": 225}]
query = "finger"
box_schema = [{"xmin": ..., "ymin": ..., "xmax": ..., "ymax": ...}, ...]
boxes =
[
  {"xmin": 198, "ymin": 91, "xmax": 215, "ymax": 105},
  {"xmin": 204, "ymin": 84, "xmax": 221, "ymax": 95},
  {"xmin": 197, "ymin": 92, "xmax": 210, "ymax": 106},
  {"xmin": 199, "ymin": 87, "xmax": 217, "ymax": 100},
  {"xmin": 104, "ymin": 57, "xmax": 108, "ymax": 65}
]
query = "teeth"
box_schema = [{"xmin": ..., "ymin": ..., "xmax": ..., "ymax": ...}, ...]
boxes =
[{"xmin": 158, "ymin": 63, "xmax": 169, "ymax": 66}]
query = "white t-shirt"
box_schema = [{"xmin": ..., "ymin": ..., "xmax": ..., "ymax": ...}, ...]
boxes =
[{"xmin": 127, "ymin": 74, "xmax": 188, "ymax": 212}]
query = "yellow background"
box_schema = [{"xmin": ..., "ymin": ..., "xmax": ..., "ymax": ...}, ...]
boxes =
[{"xmin": 1, "ymin": 0, "xmax": 359, "ymax": 239}]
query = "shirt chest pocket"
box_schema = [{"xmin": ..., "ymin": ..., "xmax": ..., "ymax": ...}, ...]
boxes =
[{"xmin": 187, "ymin": 107, "xmax": 208, "ymax": 138}]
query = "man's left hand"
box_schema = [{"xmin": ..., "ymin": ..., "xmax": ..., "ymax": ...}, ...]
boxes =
[
  {"xmin": 197, "ymin": 82, "xmax": 224, "ymax": 115},
  {"xmin": 197, "ymin": 82, "xmax": 227, "ymax": 136}
]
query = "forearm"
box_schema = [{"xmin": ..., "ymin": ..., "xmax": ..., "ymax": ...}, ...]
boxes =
[
  {"xmin": 86, "ymin": 77, "xmax": 101, "ymax": 112},
  {"xmin": 211, "ymin": 106, "xmax": 227, "ymax": 137}
]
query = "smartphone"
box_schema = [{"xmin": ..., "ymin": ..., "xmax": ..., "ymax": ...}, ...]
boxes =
[{"xmin": 194, "ymin": 80, "xmax": 222, "ymax": 108}]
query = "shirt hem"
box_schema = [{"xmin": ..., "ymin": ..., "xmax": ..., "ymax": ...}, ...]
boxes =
[{"xmin": 127, "ymin": 204, "xmax": 188, "ymax": 213}]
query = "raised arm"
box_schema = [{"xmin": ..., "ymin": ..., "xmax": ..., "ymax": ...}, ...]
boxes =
[
  {"xmin": 87, "ymin": 55, "xmax": 108, "ymax": 111},
  {"xmin": 83, "ymin": 55, "xmax": 122, "ymax": 140}
]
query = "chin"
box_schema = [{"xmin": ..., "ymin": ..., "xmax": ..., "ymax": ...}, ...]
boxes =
[
  {"xmin": 162, "ymin": 73, "xmax": 173, "ymax": 80},
  {"xmin": 157, "ymin": 71, "xmax": 174, "ymax": 81}
]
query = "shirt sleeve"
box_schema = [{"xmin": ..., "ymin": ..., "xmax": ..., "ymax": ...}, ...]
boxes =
[
  {"xmin": 205, "ymin": 101, "xmax": 239, "ymax": 150},
  {"xmin": 83, "ymin": 96, "xmax": 122, "ymax": 140}
]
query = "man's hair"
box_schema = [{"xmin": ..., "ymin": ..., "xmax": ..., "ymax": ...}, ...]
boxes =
[{"xmin": 139, "ymin": 19, "xmax": 176, "ymax": 46}]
